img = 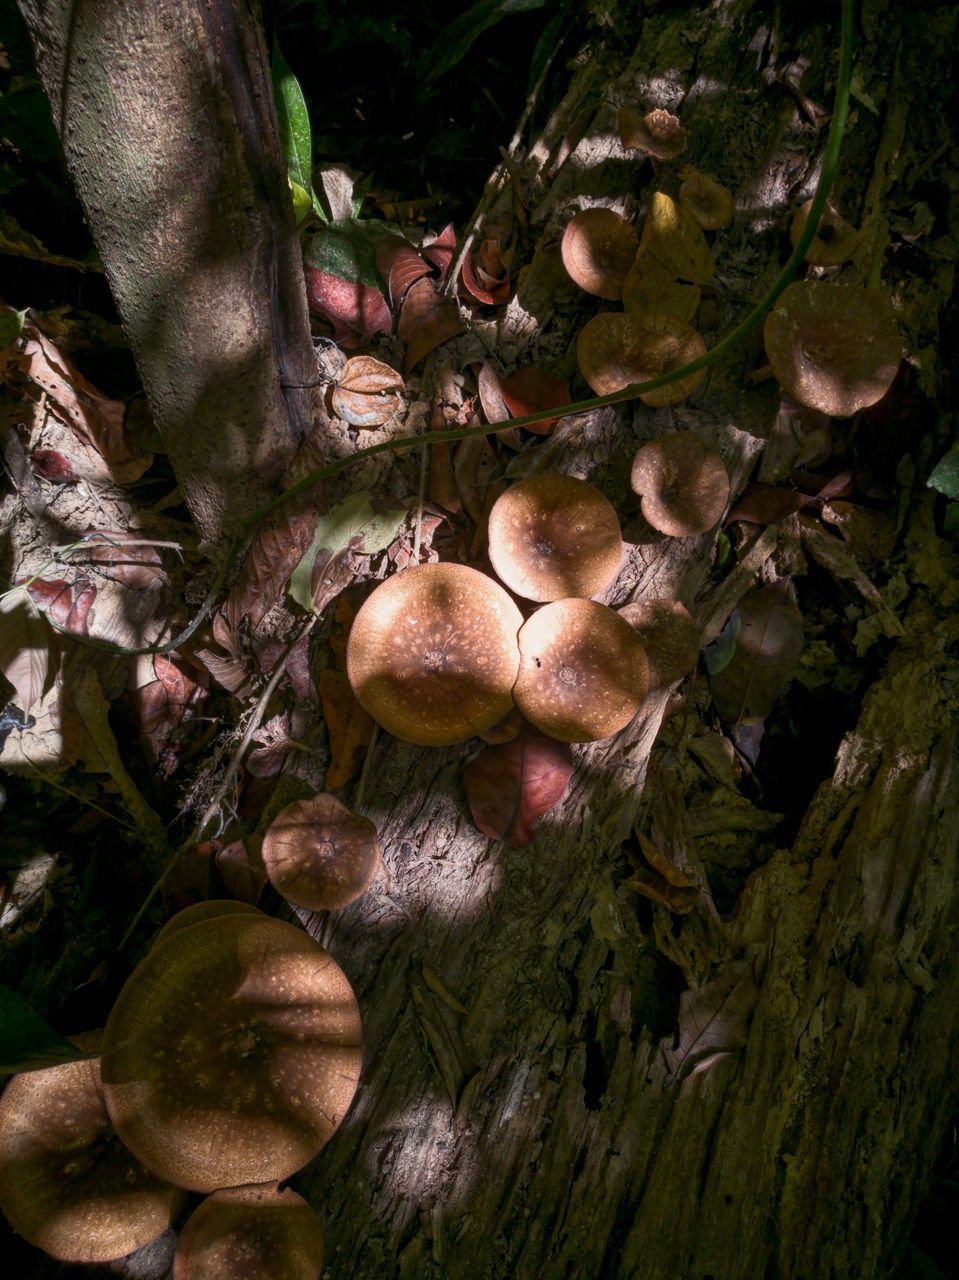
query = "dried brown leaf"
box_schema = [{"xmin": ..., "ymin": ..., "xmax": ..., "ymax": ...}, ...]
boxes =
[
  {"xmin": 463, "ymin": 729, "xmax": 573, "ymax": 847},
  {"xmin": 376, "ymin": 234, "xmax": 432, "ymax": 309},
  {"xmin": 661, "ymin": 959, "xmax": 759, "ymax": 1082},
  {"xmin": 453, "ymin": 432, "xmax": 501, "ymax": 524},
  {"xmin": 498, "ymin": 366, "xmax": 571, "ymax": 436},
  {"xmin": 422, "ymin": 223, "xmax": 457, "ymax": 285},
  {"xmin": 0, "ymin": 588, "xmax": 50, "ymax": 713},
  {"xmin": 226, "ymin": 504, "xmax": 318, "ymax": 633},
  {"xmin": 398, "ymin": 278, "xmax": 464, "ymax": 374},
  {"xmin": 331, "ymin": 355, "xmax": 404, "ymax": 428},
  {"xmin": 247, "ymin": 712, "xmax": 294, "ymax": 778},
  {"xmin": 83, "ymin": 532, "xmax": 166, "ymax": 590}
]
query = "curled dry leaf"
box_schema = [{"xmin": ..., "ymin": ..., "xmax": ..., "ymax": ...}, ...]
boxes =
[
  {"xmin": 376, "ymin": 234, "xmax": 432, "ymax": 310},
  {"xmin": 225, "ymin": 501, "xmax": 318, "ymax": 633},
  {"xmin": 461, "ymin": 239, "xmax": 510, "ymax": 305},
  {"xmin": 318, "ymin": 668, "xmax": 375, "ymax": 791},
  {"xmin": 707, "ymin": 583, "xmax": 804, "ymax": 725},
  {"xmin": 0, "ymin": 587, "xmax": 50, "ymax": 714},
  {"xmin": 331, "ymin": 356, "xmax": 404, "ymax": 428},
  {"xmin": 422, "ymin": 222, "xmax": 457, "ymax": 285},
  {"xmin": 820, "ymin": 501, "xmax": 896, "ymax": 565},
  {"xmin": 397, "ymin": 277, "xmax": 465, "ymax": 375},
  {"xmin": 133, "ymin": 652, "xmax": 206, "ymax": 768},
  {"xmin": 498, "ymin": 367, "xmax": 571, "ymax": 436},
  {"xmin": 463, "ymin": 729, "xmax": 573, "ymax": 847},
  {"xmin": 246, "ymin": 712, "xmax": 294, "ymax": 778}
]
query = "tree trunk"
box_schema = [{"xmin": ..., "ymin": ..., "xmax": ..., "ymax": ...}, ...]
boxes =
[{"xmin": 17, "ymin": 0, "xmax": 320, "ymax": 544}]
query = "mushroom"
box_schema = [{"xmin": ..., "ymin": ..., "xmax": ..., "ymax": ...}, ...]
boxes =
[
  {"xmin": 560, "ymin": 208, "xmax": 639, "ymax": 300},
  {"xmin": 618, "ymin": 106, "xmax": 687, "ymax": 161},
  {"xmin": 173, "ymin": 1184, "xmax": 324, "ymax": 1280},
  {"xmin": 0, "ymin": 1031, "xmax": 182, "ymax": 1262},
  {"xmin": 577, "ymin": 311, "xmax": 707, "ymax": 407},
  {"xmin": 101, "ymin": 913, "xmax": 363, "ymax": 1192},
  {"xmin": 762, "ymin": 281, "xmax": 901, "ymax": 417},
  {"xmin": 678, "ymin": 168, "xmax": 735, "ymax": 230},
  {"xmin": 618, "ymin": 599, "xmax": 700, "ymax": 688},
  {"xmin": 630, "ymin": 430, "xmax": 730, "ymax": 536},
  {"xmin": 486, "ymin": 474, "xmax": 623, "ymax": 602},
  {"xmin": 513, "ymin": 599, "xmax": 649, "ymax": 742},
  {"xmin": 789, "ymin": 199, "xmax": 860, "ymax": 265},
  {"xmin": 153, "ymin": 899, "xmax": 261, "ymax": 947},
  {"xmin": 346, "ymin": 562, "xmax": 523, "ymax": 746},
  {"xmin": 262, "ymin": 793, "xmax": 380, "ymax": 912}
]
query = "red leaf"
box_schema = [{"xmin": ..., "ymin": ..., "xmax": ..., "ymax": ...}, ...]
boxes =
[
  {"xmin": 376, "ymin": 234, "xmax": 432, "ymax": 309},
  {"xmin": 305, "ymin": 267, "xmax": 392, "ymax": 347},
  {"xmin": 26, "ymin": 578, "xmax": 96, "ymax": 633},
  {"xmin": 726, "ymin": 484, "xmax": 811, "ymax": 525},
  {"xmin": 397, "ymin": 277, "xmax": 464, "ymax": 374},
  {"xmin": 422, "ymin": 223, "xmax": 457, "ymax": 285},
  {"xmin": 463, "ymin": 729, "xmax": 573, "ymax": 847},
  {"xmin": 31, "ymin": 448, "xmax": 77, "ymax": 483},
  {"xmin": 498, "ymin": 366, "xmax": 571, "ymax": 436},
  {"xmin": 461, "ymin": 244, "xmax": 510, "ymax": 305}
]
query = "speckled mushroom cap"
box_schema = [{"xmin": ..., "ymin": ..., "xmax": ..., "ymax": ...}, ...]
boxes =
[
  {"xmin": 618, "ymin": 600, "xmax": 700, "ymax": 688},
  {"xmin": 577, "ymin": 312, "xmax": 707, "ymax": 407},
  {"xmin": 153, "ymin": 900, "xmax": 261, "ymax": 948},
  {"xmin": 262, "ymin": 793, "xmax": 381, "ymax": 912},
  {"xmin": 0, "ymin": 1032, "xmax": 182, "ymax": 1262},
  {"xmin": 561, "ymin": 208, "xmax": 638, "ymax": 300},
  {"xmin": 346, "ymin": 562, "xmax": 523, "ymax": 746},
  {"xmin": 630, "ymin": 431, "xmax": 730, "ymax": 536},
  {"xmin": 486, "ymin": 475, "xmax": 623, "ymax": 602},
  {"xmin": 513, "ymin": 599, "xmax": 649, "ymax": 742},
  {"xmin": 172, "ymin": 1184, "xmax": 324, "ymax": 1280},
  {"xmin": 101, "ymin": 914, "xmax": 363, "ymax": 1193},
  {"xmin": 763, "ymin": 281, "xmax": 900, "ymax": 417}
]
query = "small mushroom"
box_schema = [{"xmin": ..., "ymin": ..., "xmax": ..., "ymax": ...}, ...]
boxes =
[
  {"xmin": 618, "ymin": 599, "xmax": 700, "ymax": 688},
  {"xmin": 789, "ymin": 199, "xmax": 860, "ymax": 265},
  {"xmin": 173, "ymin": 1184, "xmax": 324, "ymax": 1280},
  {"xmin": 763, "ymin": 281, "xmax": 901, "ymax": 417},
  {"xmin": 0, "ymin": 1032, "xmax": 182, "ymax": 1262},
  {"xmin": 678, "ymin": 168, "xmax": 735, "ymax": 230},
  {"xmin": 346, "ymin": 562, "xmax": 523, "ymax": 746},
  {"xmin": 577, "ymin": 311, "xmax": 707, "ymax": 407},
  {"xmin": 630, "ymin": 431, "xmax": 730, "ymax": 536},
  {"xmin": 560, "ymin": 208, "xmax": 639, "ymax": 300},
  {"xmin": 513, "ymin": 599, "xmax": 649, "ymax": 742},
  {"xmin": 101, "ymin": 913, "xmax": 363, "ymax": 1192},
  {"xmin": 262, "ymin": 793, "xmax": 380, "ymax": 911},
  {"xmin": 486, "ymin": 474, "xmax": 623, "ymax": 602},
  {"xmin": 618, "ymin": 106, "xmax": 687, "ymax": 161}
]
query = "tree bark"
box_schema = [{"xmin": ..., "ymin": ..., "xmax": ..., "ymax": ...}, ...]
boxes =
[{"xmin": 17, "ymin": 0, "xmax": 319, "ymax": 544}]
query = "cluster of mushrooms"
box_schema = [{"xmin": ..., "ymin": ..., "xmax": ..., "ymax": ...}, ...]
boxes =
[{"xmin": 0, "ymin": 901, "xmax": 362, "ymax": 1276}]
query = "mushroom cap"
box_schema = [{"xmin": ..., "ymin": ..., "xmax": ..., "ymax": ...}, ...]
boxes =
[
  {"xmin": 101, "ymin": 914, "xmax": 363, "ymax": 1192},
  {"xmin": 618, "ymin": 106, "xmax": 688, "ymax": 160},
  {"xmin": 789, "ymin": 199, "xmax": 860, "ymax": 265},
  {"xmin": 172, "ymin": 1184, "xmax": 324, "ymax": 1280},
  {"xmin": 262, "ymin": 794, "xmax": 380, "ymax": 912},
  {"xmin": 618, "ymin": 599, "xmax": 700, "ymax": 688},
  {"xmin": 513, "ymin": 599, "xmax": 649, "ymax": 742},
  {"xmin": 621, "ymin": 247, "xmax": 701, "ymax": 323},
  {"xmin": 763, "ymin": 281, "xmax": 901, "ymax": 417},
  {"xmin": 346, "ymin": 563, "xmax": 523, "ymax": 746},
  {"xmin": 678, "ymin": 169, "xmax": 735, "ymax": 230},
  {"xmin": 487, "ymin": 475, "xmax": 623, "ymax": 602},
  {"xmin": 630, "ymin": 430, "xmax": 730, "ymax": 536},
  {"xmin": 577, "ymin": 311, "xmax": 707, "ymax": 407},
  {"xmin": 153, "ymin": 900, "xmax": 261, "ymax": 948},
  {"xmin": 560, "ymin": 208, "xmax": 638, "ymax": 300},
  {"xmin": 0, "ymin": 1032, "xmax": 182, "ymax": 1262}
]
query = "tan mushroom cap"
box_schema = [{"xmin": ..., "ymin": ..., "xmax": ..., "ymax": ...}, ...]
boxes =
[
  {"xmin": 561, "ymin": 208, "xmax": 639, "ymax": 300},
  {"xmin": 153, "ymin": 900, "xmax": 261, "ymax": 948},
  {"xmin": 101, "ymin": 914, "xmax": 363, "ymax": 1193},
  {"xmin": 618, "ymin": 106, "xmax": 688, "ymax": 160},
  {"xmin": 262, "ymin": 793, "xmax": 380, "ymax": 912},
  {"xmin": 618, "ymin": 600, "xmax": 700, "ymax": 688},
  {"xmin": 678, "ymin": 169, "xmax": 735, "ymax": 230},
  {"xmin": 577, "ymin": 311, "xmax": 707, "ymax": 407},
  {"xmin": 789, "ymin": 199, "xmax": 860, "ymax": 265},
  {"xmin": 173, "ymin": 1184, "xmax": 324, "ymax": 1280},
  {"xmin": 487, "ymin": 475, "xmax": 623, "ymax": 602},
  {"xmin": 513, "ymin": 599, "xmax": 649, "ymax": 742},
  {"xmin": 0, "ymin": 1031, "xmax": 182, "ymax": 1263},
  {"xmin": 346, "ymin": 563, "xmax": 523, "ymax": 746},
  {"xmin": 630, "ymin": 430, "xmax": 730, "ymax": 536},
  {"xmin": 763, "ymin": 281, "xmax": 901, "ymax": 417}
]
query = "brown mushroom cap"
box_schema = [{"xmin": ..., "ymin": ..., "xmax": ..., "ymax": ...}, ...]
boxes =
[
  {"xmin": 577, "ymin": 311, "xmax": 707, "ymax": 407},
  {"xmin": 678, "ymin": 169, "xmax": 735, "ymax": 230},
  {"xmin": 0, "ymin": 1032, "xmax": 182, "ymax": 1262},
  {"xmin": 153, "ymin": 900, "xmax": 261, "ymax": 948},
  {"xmin": 618, "ymin": 106, "xmax": 688, "ymax": 161},
  {"xmin": 618, "ymin": 600, "xmax": 700, "ymax": 688},
  {"xmin": 346, "ymin": 563, "xmax": 523, "ymax": 746},
  {"xmin": 513, "ymin": 599, "xmax": 649, "ymax": 742},
  {"xmin": 101, "ymin": 914, "xmax": 363, "ymax": 1193},
  {"xmin": 763, "ymin": 281, "xmax": 901, "ymax": 417},
  {"xmin": 789, "ymin": 199, "xmax": 860, "ymax": 265},
  {"xmin": 173, "ymin": 1184, "xmax": 324, "ymax": 1280},
  {"xmin": 560, "ymin": 208, "xmax": 639, "ymax": 300},
  {"xmin": 486, "ymin": 475, "xmax": 623, "ymax": 602},
  {"xmin": 630, "ymin": 430, "xmax": 730, "ymax": 536},
  {"xmin": 262, "ymin": 794, "xmax": 380, "ymax": 912}
]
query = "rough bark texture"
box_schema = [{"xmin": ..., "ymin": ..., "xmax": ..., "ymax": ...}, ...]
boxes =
[{"xmin": 17, "ymin": 0, "xmax": 319, "ymax": 543}]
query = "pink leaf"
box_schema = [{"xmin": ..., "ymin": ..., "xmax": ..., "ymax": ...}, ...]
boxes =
[{"xmin": 464, "ymin": 729, "xmax": 573, "ymax": 847}]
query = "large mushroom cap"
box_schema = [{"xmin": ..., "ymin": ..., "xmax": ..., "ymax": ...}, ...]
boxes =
[
  {"xmin": 153, "ymin": 900, "xmax": 261, "ymax": 948},
  {"xmin": 262, "ymin": 793, "xmax": 381, "ymax": 912},
  {"xmin": 487, "ymin": 475, "xmax": 623, "ymax": 602},
  {"xmin": 561, "ymin": 208, "xmax": 638, "ymax": 300},
  {"xmin": 346, "ymin": 563, "xmax": 523, "ymax": 746},
  {"xmin": 763, "ymin": 281, "xmax": 901, "ymax": 417},
  {"xmin": 513, "ymin": 599, "xmax": 649, "ymax": 742},
  {"xmin": 630, "ymin": 430, "xmax": 730, "ymax": 536},
  {"xmin": 0, "ymin": 1032, "xmax": 182, "ymax": 1262},
  {"xmin": 578, "ymin": 311, "xmax": 707, "ymax": 407},
  {"xmin": 101, "ymin": 914, "xmax": 363, "ymax": 1193},
  {"xmin": 173, "ymin": 1184, "xmax": 324, "ymax": 1280}
]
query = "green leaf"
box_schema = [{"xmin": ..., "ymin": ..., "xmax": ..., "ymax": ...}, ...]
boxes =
[
  {"xmin": 927, "ymin": 446, "xmax": 959, "ymax": 499},
  {"xmin": 288, "ymin": 492, "xmax": 406, "ymax": 613},
  {"xmin": 943, "ymin": 502, "xmax": 959, "ymax": 534},
  {"xmin": 272, "ymin": 41, "xmax": 315, "ymax": 203},
  {"xmin": 289, "ymin": 179, "xmax": 313, "ymax": 225},
  {"xmin": 0, "ymin": 306, "xmax": 27, "ymax": 351},
  {"xmin": 0, "ymin": 984, "xmax": 90, "ymax": 1074},
  {"xmin": 305, "ymin": 218, "xmax": 399, "ymax": 288},
  {"xmin": 419, "ymin": 0, "xmax": 547, "ymax": 84}
]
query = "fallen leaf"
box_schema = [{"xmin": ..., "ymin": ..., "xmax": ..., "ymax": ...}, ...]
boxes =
[
  {"xmin": 305, "ymin": 267, "xmax": 392, "ymax": 347},
  {"xmin": 820, "ymin": 500, "xmax": 896, "ymax": 565},
  {"xmin": 453, "ymin": 432, "xmax": 502, "ymax": 523},
  {"xmin": 288, "ymin": 491, "xmax": 406, "ymax": 613},
  {"xmin": 30, "ymin": 447, "xmax": 77, "ymax": 484},
  {"xmin": 331, "ymin": 356, "xmax": 404, "ymax": 428},
  {"xmin": 428, "ymin": 400, "xmax": 462, "ymax": 513},
  {"xmin": 463, "ymin": 729, "xmax": 573, "ymax": 847},
  {"xmin": 133, "ymin": 652, "xmax": 206, "ymax": 762},
  {"xmin": 662, "ymin": 959, "xmax": 759, "ymax": 1082},
  {"xmin": 377, "ymin": 234, "xmax": 433, "ymax": 309},
  {"xmin": 0, "ymin": 587, "xmax": 51, "ymax": 713},
  {"xmin": 226, "ymin": 502, "xmax": 318, "ymax": 632},
  {"xmin": 0, "ymin": 984, "xmax": 89, "ymax": 1074},
  {"xmin": 247, "ymin": 712, "xmax": 294, "ymax": 778},
  {"xmin": 498, "ymin": 366, "xmax": 570, "ymax": 436},
  {"xmin": 708, "ymin": 583, "xmax": 804, "ymax": 724},
  {"xmin": 422, "ymin": 222, "xmax": 457, "ymax": 285},
  {"xmin": 26, "ymin": 578, "xmax": 96, "ymax": 634},
  {"xmin": 82, "ymin": 532, "xmax": 166, "ymax": 590},
  {"xmin": 397, "ymin": 277, "xmax": 464, "ymax": 374},
  {"xmin": 215, "ymin": 837, "xmax": 267, "ymax": 903},
  {"xmin": 476, "ymin": 361, "xmax": 510, "ymax": 425},
  {"xmin": 726, "ymin": 484, "xmax": 810, "ymax": 525},
  {"xmin": 461, "ymin": 238, "xmax": 510, "ymax": 305},
  {"xmin": 319, "ymin": 669, "xmax": 375, "ymax": 790}
]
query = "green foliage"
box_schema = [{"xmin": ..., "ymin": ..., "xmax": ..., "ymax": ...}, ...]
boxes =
[
  {"xmin": 0, "ymin": 984, "xmax": 91, "ymax": 1074},
  {"xmin": 417, "ymin": 0, "xmax": 547, "ymax": 85},
  {"xmin": 927, "ymin": 445, "xmax": 959, "ymax": 499},
  {"xmin": 288, "ymin": 492, "xmax": 406, "ymax": 612},
  {"xmin": 305, "ymin": 218, "xmax": 397, "ymax": 287},
  {"xmin": 271, "ymin": 38, "xmax": 323, "ymax": 222}
]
